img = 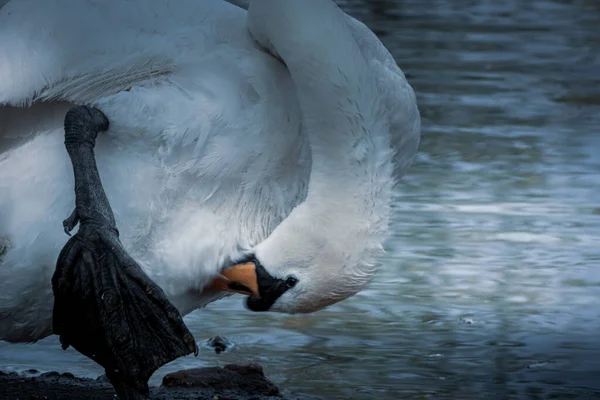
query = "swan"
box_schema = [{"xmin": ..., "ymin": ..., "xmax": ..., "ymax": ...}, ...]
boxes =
[{"xmin": 0, "ymin": 0, "xmax": 419, "ymax": 346}]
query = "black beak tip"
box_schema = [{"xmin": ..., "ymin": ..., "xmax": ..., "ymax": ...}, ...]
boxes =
[
  {"xmin": 240, "ymin": 259, "xmax": 294, "ymax": 312},
  {"xmin": 246, "ymin": 296, "xmax": 271, "ymax": 312}
]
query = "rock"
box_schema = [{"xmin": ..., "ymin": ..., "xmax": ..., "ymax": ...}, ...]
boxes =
[
  {"xmin": 0, "ymin": 365, "xmax": 301, "ymax": 399},
  {"xmin": 204, "ymin": 335, "xmax": 233, "ymax": 354},
  {"xmin": 0, "ymin": 370, "xmax": 116, "ymax": 399},
  {"xmin": 162, "ymin": 363, "xmax": 280, "ymax": 396}
]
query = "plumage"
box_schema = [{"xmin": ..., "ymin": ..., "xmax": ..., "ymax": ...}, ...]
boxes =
[{"xmin": 0, "ymin": 0, "xmax": 420, "ymax": 342}]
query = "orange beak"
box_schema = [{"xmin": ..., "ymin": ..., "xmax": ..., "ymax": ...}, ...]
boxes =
[{"xmin": 205, "ymin": 262, "xmax": 260, "ymax": 297}]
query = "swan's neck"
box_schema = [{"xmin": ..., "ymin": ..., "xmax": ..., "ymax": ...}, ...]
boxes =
[
  {"xmin": 249, "ymin": 0, "xmax": 394, "ymax": 281},
  {"xmin": 296, "ymin": 75, "xmax": 394, "ymax": 245}
]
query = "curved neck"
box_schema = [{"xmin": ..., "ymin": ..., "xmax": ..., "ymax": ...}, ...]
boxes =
[
  {"xmin": 251, "ymin": 0, "xmax": 393, "ymax": 209},
  {"xmin": 249, "ymin": 0, "xmax": 394, "ymax": 261}
]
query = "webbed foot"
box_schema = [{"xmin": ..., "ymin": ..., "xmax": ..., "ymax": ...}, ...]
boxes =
[{"xmin": 52, "ymin": 106, "xmax": 198, "ymax": 400}]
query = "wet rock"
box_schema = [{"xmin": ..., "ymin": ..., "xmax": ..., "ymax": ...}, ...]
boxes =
[
  {"xmin": 162, "ymin": 363, "xmax": 280, "ymax": 397},
  {"xmin": 0, "ymin": 370, "xmax": 116, "ymax": 399},
  {"xmin": 0, "ymin": 365, "xmax": 298, "ymax": 399},
  {"xmin": 96, "ymin": 373, "xmax": 110, "ymax": 382},
  {"xmin": 204, "ymin": 335, "xmax": 233, "ymax": 354},
  {"xmin": 25, "ymin": 368, "xmax": 40, "ymax": 375}
]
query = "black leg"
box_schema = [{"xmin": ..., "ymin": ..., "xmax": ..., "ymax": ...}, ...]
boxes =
[{"xmin": 51, "ymin": 106, "xmax": 198, "ymax": 400}]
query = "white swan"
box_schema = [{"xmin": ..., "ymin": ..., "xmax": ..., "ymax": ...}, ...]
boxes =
[{"xmin": 0, "ymin": 0, "xmax": 420, "ymax": 343}]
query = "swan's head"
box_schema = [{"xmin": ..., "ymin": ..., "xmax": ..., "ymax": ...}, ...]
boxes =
[
  {"xmin": 201, "ymin": 0, "xmax": 418, "ymax": 313},
  {"xmin": 208, "ymin": 203, "xmax": 384, "ymax": 314}
]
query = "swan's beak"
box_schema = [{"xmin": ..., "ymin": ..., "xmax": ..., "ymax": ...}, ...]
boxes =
[{"xmin": 206, "ymin": 262, "xmax": 260, "ymax": 297}]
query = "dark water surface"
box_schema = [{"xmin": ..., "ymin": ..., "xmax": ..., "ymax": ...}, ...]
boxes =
[{"xmin": 2, "ymin": 0, "xmax": 600, "ymax": 399}]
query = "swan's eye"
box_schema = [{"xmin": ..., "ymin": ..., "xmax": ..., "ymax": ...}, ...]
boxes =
[{"xmin": 285, "ymin": 276, "xmax": 298, "ymax": 288}]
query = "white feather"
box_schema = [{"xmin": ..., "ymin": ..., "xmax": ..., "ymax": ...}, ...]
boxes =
[{"xmin": 0, "ymin": 0, "xmax": 419, "ymax": 341}]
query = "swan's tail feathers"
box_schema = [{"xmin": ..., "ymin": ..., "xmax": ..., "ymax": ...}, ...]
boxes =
[{"xmin": 52, "ymin": 106, "xmax": 197, "ymax": 399}]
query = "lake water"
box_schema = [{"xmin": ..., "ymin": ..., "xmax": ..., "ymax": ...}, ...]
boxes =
[{"xmin": 1, "ymin": 0, "xmax": 600, "ymax": 399}]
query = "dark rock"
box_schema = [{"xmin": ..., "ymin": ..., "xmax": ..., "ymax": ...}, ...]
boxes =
[
  {"xmin": 0, "ymin": 369, "xmax": 116, "ymax": 399},
  {"xmin": 205, "ymin": 335, "xmax": 233, "ymax": 354},
  {"xmin": 40, "ymin": 371, "xmax": 61, "ymax": 378},
  {"xmin": 0, "ymin": 365, "xmax": 303, "ymax": 399},
  {"xmin": 162, "ymin": 363, "xmax": 280, "ymax": 396},
  {"xmin": 96, "ymin": 373, "xmax": 110, "ymax": 382}
]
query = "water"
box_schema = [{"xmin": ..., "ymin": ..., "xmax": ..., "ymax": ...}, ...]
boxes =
[{"xmin": 1, "ymin": 0, "xmax": 600, "ymax": 399}]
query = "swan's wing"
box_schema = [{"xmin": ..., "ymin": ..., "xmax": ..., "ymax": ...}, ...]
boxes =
[
  {"xmin": 0, "ymin": 0, "xmax": 246, "ymax": 108},
  {"xmin": 0, "ymin": 0, "xmax": 250, "ymax": 158},
  {"xmin": 0, "ymin": 0, "xmax": 166, "ymax": 107},
  {"xmin": 0, "ymin": 0, "xmax": 176, "ymax": 152}
]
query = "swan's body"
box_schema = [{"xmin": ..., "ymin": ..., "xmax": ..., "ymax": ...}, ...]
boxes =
[{"xmin": 0, "ymin": 0, "xmax": 420, "ymax": 342}]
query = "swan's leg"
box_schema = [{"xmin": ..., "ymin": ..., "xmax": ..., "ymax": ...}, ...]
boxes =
[{"xmin": 52, "ymin": 106, "xmax": 197, "ymax": 400}]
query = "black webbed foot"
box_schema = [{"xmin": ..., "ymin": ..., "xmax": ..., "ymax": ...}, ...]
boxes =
[{"xmin": 51, "ymin": 106, "xmax": 198, "ymax": 400}]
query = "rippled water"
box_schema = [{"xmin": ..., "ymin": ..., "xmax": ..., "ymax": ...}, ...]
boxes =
[{"xmin": 2, "ymin": 0, "xmax": 600, "ymax": 399}]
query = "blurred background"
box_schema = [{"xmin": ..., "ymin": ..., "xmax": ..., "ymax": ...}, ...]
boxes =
[{"xmin": 1, "ymin": 0, "xmax": 600, "ymax": 399}]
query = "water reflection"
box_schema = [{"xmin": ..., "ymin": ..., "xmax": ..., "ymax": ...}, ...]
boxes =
[{"xmin": 1, "ymin": 0, "xmax": 600, "ymax": 399}]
